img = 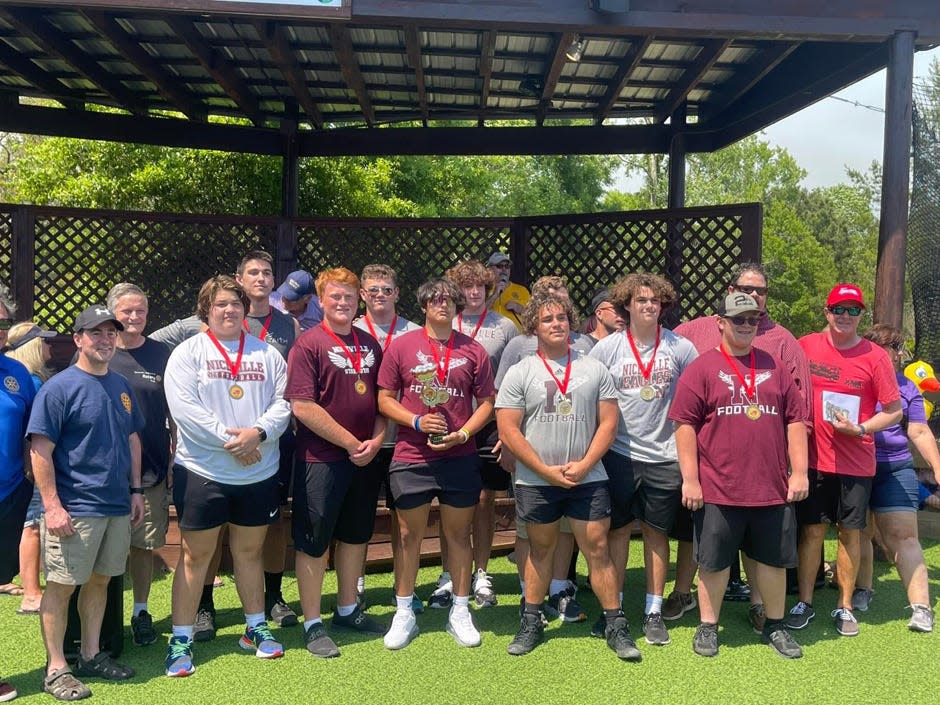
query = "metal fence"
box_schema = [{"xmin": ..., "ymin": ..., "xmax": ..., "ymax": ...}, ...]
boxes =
[{"xmin": 2, "ymin": 202, "xmax": 761, "ymax": 330}]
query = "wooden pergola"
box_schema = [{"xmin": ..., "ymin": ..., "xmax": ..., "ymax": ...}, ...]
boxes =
[{"xmin": 0, "ymin": 0, "xmax": 937, "ymax": 325}]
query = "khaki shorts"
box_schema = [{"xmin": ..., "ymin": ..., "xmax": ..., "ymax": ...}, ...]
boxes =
[
  {"xmin": 131, "ymin": 482, "xmax": 170, "ymax": 550},
  {"xmin": 42, "ymin": 515, "xmax": 131, "ymax": 585},
  {"xmin": 515, "ymin": 515, "xmax": 573, "ymax": 540}
]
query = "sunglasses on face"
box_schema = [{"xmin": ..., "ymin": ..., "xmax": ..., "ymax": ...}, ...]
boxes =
[
  {"xmin": 0, "ymin": 319, "xmax": 12, "ymax": 331},
  {"xmin": 366, "ymin": 286, "xmax": 394, "ymax": 296},
  {"xmin": 733, "ymin": 284, "xmax": 768, "ymax": 296},
  {"xmin": 726, "ymin": 315, "xmax": 760, "ymax": 326},
  {"xmin": 429, "ymin": 295, "xmax": 453, "ymax": 306},
  {"xmin": 828, "ymin": 305, "xmax": 862, "ymax": 316}
]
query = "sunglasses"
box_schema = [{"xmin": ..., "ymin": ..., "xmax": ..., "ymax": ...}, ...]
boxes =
[
  {"xmin": 0, "ymin": 319, "xmax": 12, "ymax": 331},
  {"xmin": 365, "ymin": 286, "xmax": 395, "ymax": 296},
  {"xmin": 733, "ymin": 285, "xmax": 768, "ymax": 296},
  {"xmin": 428, "ymin": 295, "xmax": 453, "ymax": 306},
  {"xmin": 828, "ymin": 305, "xmax": 862, "ymax": 316},
  {"xmin": 726, "ymin": 315, "xmax": 760, "ymax": 326}
]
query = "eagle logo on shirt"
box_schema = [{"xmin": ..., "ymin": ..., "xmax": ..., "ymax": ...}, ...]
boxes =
[
  {"xmin": 718, "ymin": 370, "xmax": 771, "ymax": 404},
  {"xmin": 120, "ymin": 392, "xmax": 132, "ymax": 413},
  {"xmin": 414, "ymin": 350, "xmax": 469, "ymax": 371},
  {"xmin": 3, "ymin": 375, "xmax": 19, "ymax": 393},
  {"xmin": 327, "ymin": 347, "xmax": 376, "ymax": 371}
]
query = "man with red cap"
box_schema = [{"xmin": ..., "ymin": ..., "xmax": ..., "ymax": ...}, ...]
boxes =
[{"xmin": 787, "ymin": 283, "xmax": 901, "ymax": 637}]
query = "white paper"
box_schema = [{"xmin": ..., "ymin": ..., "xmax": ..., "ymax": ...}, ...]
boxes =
[{"xmin": 822, "ymin": 391, "xmax": 860, "ymax": 425}]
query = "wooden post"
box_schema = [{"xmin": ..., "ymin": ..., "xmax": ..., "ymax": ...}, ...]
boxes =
[
  {"xmin": 11, "ymin": 205, "xmax": 35, "ymax": 319},
  {"xmin": 874, "ymin": 30, "xmax": 914, "ymax": 328},
  {"xmin": 666, "ymin": 102, "xmax": 687, "ymax": 325},
  {"xmin": 277, "ymin": 120, "xmax": 299, "ymax": 281}
]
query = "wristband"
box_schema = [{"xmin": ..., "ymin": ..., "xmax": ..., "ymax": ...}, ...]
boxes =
[
  {"xmin": 130, "ymin": 487, "xmax": 144, "ymax": 495},
  {"xmin": 413, "ymin": 415, "xmax": 422, "ymax": 432},
  {"xmin": 457, "ymin": 428, "xmax": 470, "ymax": 444}
]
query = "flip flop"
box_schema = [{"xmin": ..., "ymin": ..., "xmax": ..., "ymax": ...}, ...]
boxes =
[
  {"xmin": 17, "ymin": 606, "xmax": 40, "ymax": 615},
  {"xmin": 0, "ymin": 584, "xmax": 24, "ymax": 596}
]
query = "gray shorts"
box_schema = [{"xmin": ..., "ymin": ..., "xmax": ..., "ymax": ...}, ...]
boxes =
[
  {"xmin": 131, "ymin": 482, "xmax": 170, "ymax": 550},
  {"xmin": 42, "ymin": 515, "xmax": 131, "ymax": 585}
]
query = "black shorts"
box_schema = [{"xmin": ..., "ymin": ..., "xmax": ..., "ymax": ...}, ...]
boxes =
[
  {"xmin": 374, "ymin": 447, "xmax": 396, "ymax": 510},
  {"xmin": 693, "ymin": 503, "xmax": 797, "ymax": 573},
  {"xmin": 795, "ymin": 468, "xmax": 872, "ymax": 529},
  {"xmin": 514, "ymin": 481, "xmax": 610, "ymax": 525},
  {"xmin": 669, "ymin": 505, "xmax": 694, "ymax": 543},
  {"xmin": 276, "ymin": 428, "xmax": 297, "ymax": 505},
  {"xmin": 477, "ymin": 421, "xmax": 510, "ymax": 491},
  {"xmin": 0, "ymin": 479, "xmax": 31, "ymax": 584},
  {"xmin": 389, "ymin": 455, "xmax": 482, "ymax": 511},
  {"xmin": 172, "ymin": 465, "xmax": 280, "ymax": 531},
  {"xmin": 292, "ymin": 459, "xmax": 382, "ymax": 558},
  {"xmin": 604, "ymin": 451, "xmax": 682, "ymax": 532}
]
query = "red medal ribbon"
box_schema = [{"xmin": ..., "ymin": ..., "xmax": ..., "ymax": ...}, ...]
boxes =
[
  {"xmin": 719, "ymin": 344, "xmax": 757, "ymax": 398},
  {"xmin": 537, "ymin": 345, "xmax": 572, "ymax": 396},
  {"xmin": 626, "ymin": 325, "xmax": 661, "ymax": 383},
  {"xmin": 457, "ymin": 308, "xmax": 487, "ymax": 341},
  {"xmin": 206, "ymin": 330, "xmax": 246, "ymax": 381},
  {"xmin": 243, "ymin": 311, "xmax": 273, "ymax": 343},
  {"xmin": 364, "ymin": 314, "xmax": 398, "ymax": 353},
  {"xmin": 425, "ymin": 329, "xmax": 455, "ymax": 385},
  {"xmin": 322, "ymin": 323, "xmax": 362, "ymax": 374}
]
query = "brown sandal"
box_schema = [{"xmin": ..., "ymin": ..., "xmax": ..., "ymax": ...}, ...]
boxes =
[
  {"xmin": 42, "ymin": 668, "xmax": 91, "ymax": 701},
  {"xmin": 73, "ymin": 652, "xmax": 135, "ymax": 681}
]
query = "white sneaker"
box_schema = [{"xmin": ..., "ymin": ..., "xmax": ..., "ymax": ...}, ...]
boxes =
[
  {"xmin": 447, "ymin": 607, "xmax": 481, "ymax": 647},
  {"xmin": 384, "ymin": 610, "xmax": 419, "ymax": 650},
  {"xmin": 472, "ymin": 569, "xmax": 497, "ymax": 608}
]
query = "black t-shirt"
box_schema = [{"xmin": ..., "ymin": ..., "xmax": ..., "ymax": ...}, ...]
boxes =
[{"xmin": 109, "ymin": 339, "xmax": 172, "ymax": 486}]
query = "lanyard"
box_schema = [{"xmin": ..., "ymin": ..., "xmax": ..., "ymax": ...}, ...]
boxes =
[
  {"xmin": 206, "ymin": 330, "xmax": 246, "ymax": 380},
  {"xmin": 425, "ymin": 329, "xmax": 455, "ymax": 384},
  {"xmin": 364, "ymin": 313, "xmax": 398, "ymax": 352},
  {"xmin": 457, "ymin": 308, "xmax": 487, "ymax": 341},
  {"xmin": 719, "ymin": 344, "xmax": 756, "ymax": 397},
  {"xmin": 243, "ymin": 311, "xmax": 273, "ymax": 342},
  {"xmin": 537, "ymin": 345, "xmax": 572, "ymax": 395},
  {"xmin": 626, "ymin": 325, "xmax": 661, "ymax": 382},
  {"xmin": 322, "ymin": 323, "xmax": 362, "ymax": 374}
]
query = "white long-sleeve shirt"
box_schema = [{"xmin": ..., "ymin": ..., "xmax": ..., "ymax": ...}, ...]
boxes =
[{"xmin": 164, "ymin": 331, "xmax": 291, "ymax": 485}]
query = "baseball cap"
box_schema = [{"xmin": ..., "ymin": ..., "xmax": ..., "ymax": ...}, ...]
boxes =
[
  {"xmin": 590, "ymin": 287, "xmax": 611, "ymax": 312},
  {"xmin": 486, "ymin": 252, "xmax": 511, "ymax": 267},
  {"xmin": 826, "ymin": 283, "xmax": 865, "ymax": 308},
  {"xmin": 719, "ymin": 292, "xmax": 761, "ymax": 318},
  {"xmin": 8, "ymin": 325, "xmax": 56, "ymax": 350},
  {"xmin": 73, "ymin": 305, "xmax": 124, "ymax": 332},
  {"xmin": 276, "ymin": 270, "xmax": 314, "ymax": 301}
]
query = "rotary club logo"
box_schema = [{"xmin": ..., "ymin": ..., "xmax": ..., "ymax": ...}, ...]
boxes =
[
  {"xmin": 3, "ymin": 375, "xmax": 19, "ymax": 393},
  {"xmin": 121, "ymin": 392, "xmax": 132, "ymax": 413}
]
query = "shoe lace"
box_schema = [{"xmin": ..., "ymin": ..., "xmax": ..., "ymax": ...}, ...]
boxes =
[
  {"xmin": 451, "ymin": 609, "xmax": 474, "ymax": 631},
  {"xmin": 475, "ymin": 572, "xmax": 493, "ymax": 592},
  {"xmin": 830, "ymin": 607, "xmax": 855, "ymax": 622},
  {"xmin": 251, "ymin": 622, "xmax": 276, "ymax": 643},
  {"xmin": 791, "ymin": 601, "xmax": 808, "ymax": 615},
  {"xmin": 167, "ymin": 638, "xmax": 191, "ymax": 661}
]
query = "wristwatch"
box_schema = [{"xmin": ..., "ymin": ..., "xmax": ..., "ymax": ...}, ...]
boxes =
[
  {"xmin": 255, "ymin": 426, "xmax": 268, "ymax": 442},
  {"xmin": 130, "ymin": 487, "xmax": 144, "ymax": 495}
]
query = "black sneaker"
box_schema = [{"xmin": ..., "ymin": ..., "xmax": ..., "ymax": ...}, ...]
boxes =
[
  {"xmin": 506, "ymin": 612, "xmax": 544, "ymax": 656},
  {"xmin": 193, "ymin": 606, "xmax": 216, "ymax": 642},
  {"xmin": 642, "ymin": 612, "xmax": 670, "ymax": 645},
  {"xmin": 131, "ymin": 610, "xmax": 158, "ymax": 646},
  {"xmin": 692, "ymin": 622, "xmax": 719, "ymax": 657},
  {"xmin": 266, "ymin": 597, "xmax": 298, "ymax": 628},
  {"xmin": 785, "ymin": 601, "xmax": 815, "ymax": 630},
  {"xmin": 831, "ymin": 607, "xmax": 859, "ymax": 636},
  {"xmin": 544, "ymin": 585, "xmax": 586, "ymax": 623},
  {"xmin": 332, "ymin": 605, "xmax": 386, "ymax": 634},
  {"xmin": 762, "ymin": 627, "xmax": 803, "ymax": 659},
  {"xmin": 724, "ymin": 578, "xmax": 751, "ymax": 602},
  {"xmin": 590, "ymin": 613, "xmax": 607, "ymax": 639},
  {"xmin": 605, "ymin": 616, "xmax": 642, "ymax": 661},
  {"xmin": 304, "ymin": 622, "xmax": 340, "ymax": 658},
  {"xmin": 518, "ymin": 597, "xmax": 549, "ymax": 627}
]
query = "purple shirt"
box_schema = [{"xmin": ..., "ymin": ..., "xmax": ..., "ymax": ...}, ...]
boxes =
[{"xmin": 874, "ymin": 373, "xmax": 926, "ymax": 463}]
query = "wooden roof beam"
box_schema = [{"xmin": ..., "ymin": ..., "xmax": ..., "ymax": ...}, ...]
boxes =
[
  {"xmin": 253, "ymin": 20, "xmax": 323, "ymax": 129},
  {"xmin": 0, "ymin": 33, "xmax": 76, "ymax": 100},
  {"xmin": 82, "ymin": 9, "xmax": 206, "ymax": 121},
  {"xmin": 165, "ymin": 15, "xmax": 266, "ymax": 128},
  {"xmin": 594, "ymin": 35, "xmax": 652, "ymax": 125},
  {"xmin": 477, "ymin": 29, "xmax": 496, "ymax": 126},
  {"xmin": 654, "ymin": 38, "xmax": 731, "ymax": 123},
  {"xmin": 536, "ymin": 31, "xmax": 576, "ymax": 125},
  {"xmin": 0, "ymin": 6, "xmax": 148, "ymax": 115},
  {"xmin": 326, "ymin": 23, "xmax": 375, "ymax": 127},
  {"xmin": 403, "ymin": 25, "xmax": 428, "ymax": 126}
]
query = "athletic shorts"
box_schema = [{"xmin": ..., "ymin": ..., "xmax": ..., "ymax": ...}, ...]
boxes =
[
  {"xmin": 871, "ymin": 459, "xmax": 919, "ymax": 513},
  {"xmin": 131, "ymin": 481, "xmax": 170, "ymax": 550},
  {"xmin": 277, "ymin": 428, "xmax": 297, "ymax": 504},
  {"xmin": 477, "ymin": 421, "xmax": 510, "ymax": 491},
  {"xmin": 514, "ymin": 481, "xmax": 610, "ymax": 525},
  {"xmin": 669, "ymin": 505, "xmax": 694, "ymax": 543},
  {"xmin": 516, "ymin": 516, "xmax": 573, "ymax": 540},
  {"xmin": 292, "ymin": 458, "xmax": 382, "ymax": 558},
  {"xmin": 795, "ymin": 468, "xmax": 872, "ymax": 529},
  {"xmin": 172, "ymin": 464, "xmax": 280, "ymax": 531},
  {"xmin": 693, "ymin": 503, "xmax": 797, "ymax": 573},
  {"xmin": 604, "ymin": 450, "xmax": 682, "ymax": 532},
  {"xmin": 374, "ymin": 447, "xmax": 396, "ymax": 509},
  {"xmin": 42, "ymin": 514, "xmax": 131, "ymax": 585},
  {"xmin": 0, "ymin": 479, "xmax": 31, "ymax": 583},
  {"xmin": 389, "ymin": 455, "xmax": 482, "ymax": 511}
]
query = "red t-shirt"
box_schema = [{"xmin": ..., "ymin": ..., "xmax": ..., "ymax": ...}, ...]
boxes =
[
  {"xmin": 285, "ymin": 325, "xmax": 382, "ymax": 463},
  {"xmin": 798, "ymin": 331, "xmax": 900, "ymax": 477},
  {"xmin": 377, "ymin": 328, "xmax": 495, "ymax": 463},
  {"xmin": 669, "ymin": 348, "xmax": 805, "ymax": 506}
]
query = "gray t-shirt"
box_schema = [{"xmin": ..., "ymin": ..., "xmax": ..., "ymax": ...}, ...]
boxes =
[
  {"xmin": 149, "ymin": 315, "xmax": 203, "ymax": 349},
  {"xmin": 452, "ymin": 310, "xmax": 519, "ymax": 373},
  {"xmin": 244, "ymin": 308, "xmax": 295, "ymax": 361},
  {"xmin": 495, "ymin": 332, "xmax": 596, "ymax": 389},
  {"xmin": 495, "ymin": 354, "xmax": 617, "ymax": 486},
  {"xmin": 589, "ymin": 327, "xmax": 698, "ymax": 463}
]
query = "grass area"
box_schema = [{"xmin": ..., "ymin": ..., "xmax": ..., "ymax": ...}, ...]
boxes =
[{"xmin": 3, "ymin": 535, "xmax": 939, "ymax": 705}]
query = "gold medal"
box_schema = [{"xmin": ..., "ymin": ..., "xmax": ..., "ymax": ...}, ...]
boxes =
[
  {"xmin": 639, "ymin": 385, "xmax": 656, "ymax": 401},
  {"xmin": 746, "ymin": 404, "xmax": 761, "ymax": 421},
  {"xmin": 435, "ymin": 388, "xmax": 451, "ymax": 405},
  {"xmin": 420, "ymin": 386, "xmax": 438, "ymax": 406},
  {"xmin": 229, "ymin": 384, "xmax": 244, "ymax": 400},
  {"xmin": 354, "ymin": 378, "xmax": 367, "ymax": 395},
  {"xmin": 557, "ymin": 398, "xmax": 573, "ymax": 416}
]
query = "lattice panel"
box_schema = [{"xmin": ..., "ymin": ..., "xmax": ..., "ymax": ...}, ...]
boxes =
[
  {"xmin": 32, "ymin": 215, "xmax": 277, "ymax": 331},
  {"xmin": 673, "ymin": 214, "xmax": 747, "ymax": 321},
  {"xmin": 295, "ymin": 221, "xmax": 512, "ymax": 321},
  {"xmin": 0, "ymin": 208, "xmax": 12, "ymax": 295}
]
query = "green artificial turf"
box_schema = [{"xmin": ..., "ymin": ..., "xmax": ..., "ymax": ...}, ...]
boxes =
[{"xmin": 3, "ymin": 535, "xmax": 939, "ymax": 705}]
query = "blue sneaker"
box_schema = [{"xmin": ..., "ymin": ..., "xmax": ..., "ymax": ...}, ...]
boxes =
[
  {"xmin": 165, "ymin": 635, "xmax": 195, "ymax": 677},
  {"xmin": 238, "ymin": 622, "xmax": 284, "ymax": 659}
]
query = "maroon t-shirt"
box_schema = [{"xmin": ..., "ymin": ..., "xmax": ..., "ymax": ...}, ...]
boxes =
[
  {"xmin": 286, "ymin": 324, "xmax": 382, "ymax": 463},
  {"xmin": 668, "ymin": 347, "xmax": 805, "ymax": 507},
  {"xmin": 377, "ymin": 328, "xmax": 495, "ymax": 463}
]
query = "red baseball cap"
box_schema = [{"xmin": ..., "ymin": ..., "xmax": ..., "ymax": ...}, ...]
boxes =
[{"xmin": 826, "ymin": 283, "xmax": 865, "ymax": 308}]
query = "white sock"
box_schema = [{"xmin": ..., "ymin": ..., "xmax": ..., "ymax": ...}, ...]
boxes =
[
  {"xmin": 303, "ymin": 617, "xmax": 322, "ymax": 631},
  {"xmin": 519, "ymin": 579, "xmax": 526, "ymax": 593},
  {"xmin": 396, "ymin": 595, "xmax": 415, "ymax": 613},
  {"xmin": 618, "ymin": 591, "xmax": 623, "ymax": 607},
  {"xmin": 133, "ymin": 602, "xmax": 147, "ymax": 618},
  {"xmin": 646, "ymin": 593, "xmax": 663, "ymax": 615},
  {"xmin": 245, "ymin": 611, "xmax": 265, "ymax": 629},
  {"xmin": 357, "ymin": 575, "xmax": 365, "ymax": 593},
  {"xmin": 549, "ymin": 579, "xmax": 568, "ymax": 596},
  {"xmin": 171, "ymin": 624, "xmax": 194, "ymax": 640},
  {"xmin": 452, "ymin": 594, "xmax": 470, "ymax": 611},
  {"xmin": 336, "ymin": 603, "xmax": 356, "ymax": 617}
]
